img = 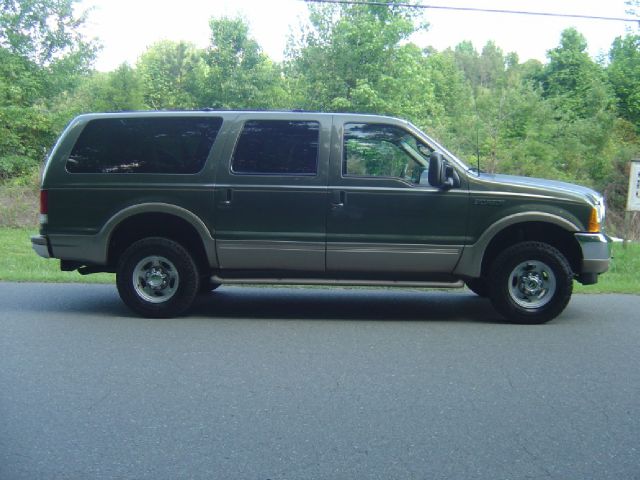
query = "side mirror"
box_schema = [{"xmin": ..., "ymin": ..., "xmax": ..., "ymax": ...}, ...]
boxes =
[
  {"xmin": 428, "ymin": 152, "xmax": 444, "ymax": 187},
  {"xmin": 428, "ymin": 152, "xmax": 458, "ymax": 189}
]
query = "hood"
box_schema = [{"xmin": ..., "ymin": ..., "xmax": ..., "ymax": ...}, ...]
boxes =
[{"xmin": 478, "ymin": 173, "xmax": 603, "ymax": 206}]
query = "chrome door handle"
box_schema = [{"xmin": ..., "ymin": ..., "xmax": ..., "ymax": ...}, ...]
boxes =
[
  {"xmin": 331, "ymin": 190, "xmax": 346, "ymax": 209},
  {"xmin": 219, "ymin": 189, "xmax": 233, "ymax": 207}
]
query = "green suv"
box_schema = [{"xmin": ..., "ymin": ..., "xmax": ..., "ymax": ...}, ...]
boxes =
[{"xmin": 31, "ymin": 111, "xmax": 611, "ymax": 323}]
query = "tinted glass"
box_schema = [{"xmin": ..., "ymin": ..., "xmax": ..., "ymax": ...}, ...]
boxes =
[
  {"xmin": 343, "ymin": 123, "xmax": 432, "ymax": 184},
  {"xmin": 232, "ymin": 120, "xmax": 319, "ymax": 175},
  {"xmin": 67, "ymin": 117, "xmax": 222, "ymax": 174}
]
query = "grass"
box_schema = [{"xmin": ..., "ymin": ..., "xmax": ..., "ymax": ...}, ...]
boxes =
[
  {"xmin": 573, "ymin": 241, "xmax": 640, "ymax": 294},
  {"xmin": 0, "ymin": 228, "xmax": 114, "ymax": 283},
  {"xmin": 0, "ymin": 227, "xmax": 637, "ymax": 293}
]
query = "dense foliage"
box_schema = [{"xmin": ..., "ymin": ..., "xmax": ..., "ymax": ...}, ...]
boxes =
[{"xmin": 1, "ymin": 0, "xmax": 639, "ymax": 233}]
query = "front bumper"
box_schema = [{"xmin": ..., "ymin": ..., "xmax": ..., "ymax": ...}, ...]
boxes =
[
  {"xmin": 575, "ymin": 232, "xmax": 611, "ymax": 275},
  {"xmin": 31, "ymin": 235, "xmax": 51, "ymax": 259}
]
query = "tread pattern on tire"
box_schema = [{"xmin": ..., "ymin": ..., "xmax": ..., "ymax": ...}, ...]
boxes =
[
  {"xmin": 488, "ymin": 241, "xmax": 573, "ymax": 324},
  {"xmin": 199, "ymin": 278, "xmax": 221, "ymax": 294},
  {"xmin": 116, "ymin": 237, "xmax": 200, "ymax": 318},
  {"xmin": 465, "ymin": 278, "xmax": 489, "ymax": 297}
]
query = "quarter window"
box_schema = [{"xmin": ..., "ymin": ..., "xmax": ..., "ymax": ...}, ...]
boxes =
[
  {"xmin": 66, "ymin": 117, "xmax": 222, "ymax": 174},
  {"xmin": 231, "ymin": 120, "xmax": 319, "ymax": 175},
  {"xmin": 343, "ymin": 123, "xmax": 432, "ymax": 184}
]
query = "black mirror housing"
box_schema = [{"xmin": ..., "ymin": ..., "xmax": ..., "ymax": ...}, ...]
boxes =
[
  {"xmin": 429, "ymin": 152, "xmax": 459, "ymax": 189},
  {"xmin": 428, "ymin": 152, "xmax": 444, "ymax": 187}
]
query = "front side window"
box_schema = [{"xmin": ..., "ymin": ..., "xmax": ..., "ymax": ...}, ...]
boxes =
[
  {"xmin": 67, "ymin": 117, "xmax": 222, "ymax": 174},
  {"xmin": 231, "ymin": 120, "xmax": 319, "ymax": 175},
  {"xmin": 343, "ymin": 123, "xmax": 432, "ymax": 184}
]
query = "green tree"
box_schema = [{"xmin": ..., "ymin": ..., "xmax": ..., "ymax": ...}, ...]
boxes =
[
  {"xmin": 452, "ymin": 41, "xmax": 481, "ymax": 89},
  {"xmin": 59, "ymin": 64, "xmax": 144, "ymax": 114},
  {"xmin": 478, "ymin": 41, "xmax": 508, "ymax": 89},
  {"xmin": 137, "ymin": 40, "xmax": 202, "ymax": 109},
  {"xmin": 287, "ymin": 0, "xmax": 434, "ymax": 119},
  {"xmin": 478, "ymin": 71, "xmax": 561, "ymax": 179},
  {"xmin": 196, "ymin": 17, "xmax": 287, "ymax": 109},
  {"xmin": 608, "ymin": 34, "xmax": 640, "ymax": 127},
  {"xmin": 0, "ymin": 0, "xmax": 95, "ymax": 66},
  {"xmin": 523, "ymin": 29, "xmax": 618, "ymax": 187},
  {"xmin": 422, "ymin": 48, "xmax": 475, "ymax": 155},
  {"xmin": 542, "ymin": 28, "xmax": 613, "ymax": 118},
  {"xmin": 0, "ymin": 0, "xmax": 96, "ymax": 179},
  {"xmin": 0, "ymin": 0, "xmax": 96, "ymax": 96}
]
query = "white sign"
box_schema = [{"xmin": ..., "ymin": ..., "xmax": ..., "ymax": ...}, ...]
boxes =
[{"xmin": 628, "ymin": 161, "xmax": 640, "ymax": 212}]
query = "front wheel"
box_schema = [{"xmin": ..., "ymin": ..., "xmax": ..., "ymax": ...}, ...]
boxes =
[
  {"xmin": 465, "ymin": 277, "xmax": 489, "ymax": 297},
  {"xmin": 116, "ymin": 237, "xmax": 200, "ymax": 318},
  {"xmin": 488, "ymin": 241, "xmax": 573, "ymax": 324}
]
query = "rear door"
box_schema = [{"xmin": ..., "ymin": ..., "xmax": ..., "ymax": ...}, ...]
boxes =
[{"xmin": 214, "ymin": 113, "xmax": 330, "ymax": 272}]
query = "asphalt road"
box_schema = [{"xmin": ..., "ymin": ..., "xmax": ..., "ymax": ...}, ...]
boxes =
[{"xmin": 1, "ymin": 283, "xmax": 639, "ymax": 480}]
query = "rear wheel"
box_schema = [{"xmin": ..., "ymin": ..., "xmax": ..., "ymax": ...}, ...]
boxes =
[
  {"xmin": 116, "ymin": 237, "xmax": 199, "ymax": 318},
  {"xmin": 488, "ymin": 241, "xmax": 573, "ymax": 324},
  {"xmin": 199, "ymin": 278, "xmax": 221, "ymax": 293}
]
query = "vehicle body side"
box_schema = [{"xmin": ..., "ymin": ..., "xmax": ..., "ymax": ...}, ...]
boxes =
[{"xmin": 32, "ymin": 110, "xmax": 611, "ymax": 320}]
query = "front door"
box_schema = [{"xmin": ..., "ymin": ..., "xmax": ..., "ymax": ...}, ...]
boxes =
[{"xmin": 326, "ymin": 119, "xmax": 469, "ymax": 276}]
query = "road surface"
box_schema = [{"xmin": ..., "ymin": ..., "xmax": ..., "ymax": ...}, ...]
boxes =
[{"xmin": 1, "ymin": 283, "xmax": 639, "ymax": 479}]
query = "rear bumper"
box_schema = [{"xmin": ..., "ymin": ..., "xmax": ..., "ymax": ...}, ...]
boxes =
[
  {"xmin": 31, "ymin": 235, "xmax": 51, "ymax": 259},
  {"xmin": 575, "ymin": 232, "xmax": 611, "ymax": 275}
]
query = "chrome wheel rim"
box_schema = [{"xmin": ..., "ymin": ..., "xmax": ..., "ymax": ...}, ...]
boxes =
[
  {"xmin": 508, "ymin": 260, "xmax": 556, "ymax": 309},
  {"xmin": 132, "ymin": 255, "xmax": 179, "ymax": 303}
]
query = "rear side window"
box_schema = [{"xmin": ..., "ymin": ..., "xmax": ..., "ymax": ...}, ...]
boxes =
[
  {"xmin": 66, "ymin": 117, "xmax": 222, "ymax": 174},
  {"xmin": 231, "ymin": 120, "xmax": 319, "ymax": 175}
]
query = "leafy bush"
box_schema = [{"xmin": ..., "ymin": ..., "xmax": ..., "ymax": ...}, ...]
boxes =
[{"xmin": 0, "ymin": 155, "xmax": 40, "ymax": 180}]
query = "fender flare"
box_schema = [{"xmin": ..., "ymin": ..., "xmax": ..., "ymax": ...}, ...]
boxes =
[
  {"xmin": 454, "ymin": 212, "xmax": 580, "ymax": 278},
  {"xmin": 98, "ymin": 203, "xmax": 217, "ymax": 267}
]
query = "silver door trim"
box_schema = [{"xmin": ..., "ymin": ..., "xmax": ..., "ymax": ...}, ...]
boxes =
[
  {"xmin": 217, "ymin": 240, "xmax": 325, "ymax": 271},
  {"xmin": 327, "ymin": 242, "xmax": 463, "ymax": 273}
]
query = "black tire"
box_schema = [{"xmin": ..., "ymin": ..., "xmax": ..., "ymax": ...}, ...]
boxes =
[
  {"xmin": 116, "ymin": 237, "xmax": 200, "ymax": 318},
  {"xmin": 199, "ymin": 278, "xmax": 221, "ymax": 294},
  {"xmin": 488, "ymin": 241, "xmax": 573, "ymax": 324},
  {"xmin": 465, "ymin": 277, "xmax": 489, "ymax": 297}
]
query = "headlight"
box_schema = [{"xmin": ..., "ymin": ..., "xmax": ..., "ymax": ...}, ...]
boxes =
[{"xmin": 596, "ymin": 200, "xmax": 606, "ymax": 226}]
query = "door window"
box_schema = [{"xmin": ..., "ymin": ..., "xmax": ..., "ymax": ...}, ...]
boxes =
[
  {"xmin": 231, "ymin": 120, "xmax": 319, "ymax": 175},
  {"xmin": 343, "ymin": 123, "xmax": 432, "ymax": 184}
]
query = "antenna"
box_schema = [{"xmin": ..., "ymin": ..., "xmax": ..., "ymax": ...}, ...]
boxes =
[
  {"xmin": 473, "ymin": 96, "xmax": 481, "ymax": 176},
  {"xmin": 476, "ymin": 126, "xmax": 480, "ymax": 176}
]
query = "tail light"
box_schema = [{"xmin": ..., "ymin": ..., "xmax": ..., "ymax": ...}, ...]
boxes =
[{"xmin": 40, "ymin": 189, "xmax": 48, "ymax": 224}]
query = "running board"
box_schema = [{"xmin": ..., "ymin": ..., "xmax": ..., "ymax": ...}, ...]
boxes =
[{"xmin": 211, "ymin": 276, "xmax": 464, "ymax": 289}]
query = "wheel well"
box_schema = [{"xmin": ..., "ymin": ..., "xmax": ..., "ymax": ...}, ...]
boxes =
[
  {"xmin": 480, "ymin": 222, "xmax": 581, "ymax": 277},
  {"xmin": 108, "ymin": 213, "xmax": 210, "ymax": 275}
]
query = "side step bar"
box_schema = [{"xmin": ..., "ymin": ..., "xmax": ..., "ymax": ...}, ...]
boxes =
[{"xmin": 211, "ymin": 276, "xmax": 464, "ymax": 289}]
